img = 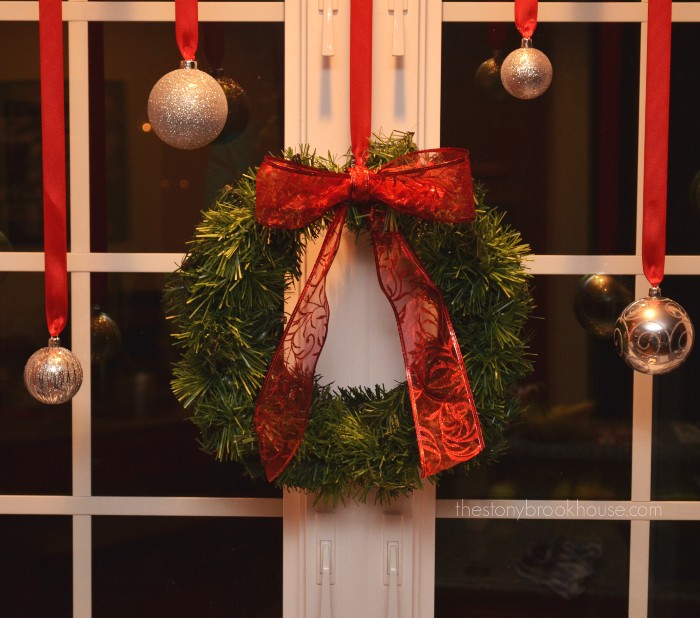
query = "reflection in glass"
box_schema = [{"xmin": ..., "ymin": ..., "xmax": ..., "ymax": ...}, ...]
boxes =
[
  {"xmin": 0, "ymin": 516, "xmax": 72, "ymax": 617},
  {"xmin": 649, "ymin": 522, "xmax": 700, "ymax": 617},
  {"xmin": 652, "ymin": 277, "xmax": 700, "ymax": 501},
  {"xmin": 0, "ymin": 274, "xmax": 72, "ymax": 495},
  {"xmin": 441, "ymin": 23, "xmax": 639, "ymax": 255},
  {"xmin": 91, "ymin": 273, "xmax": 281, "ymax": 497},
  {"xmin": 91, "ymin": 22, "xmax": 283, "ymax": 253},
  {"xmin": 438, "ymin": 276, "xmax": 633, "ymax": 501},
  {"xmin": 436, "ymin": 519, "xmax": 629, "ymax": 617},
  {"xmin": 93, "ymin": 517, "xmax": 281, "ymax": 618}
]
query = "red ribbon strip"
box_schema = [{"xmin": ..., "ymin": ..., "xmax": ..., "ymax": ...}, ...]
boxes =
[
  {"xmin": 642, "ymin": 0, "xmax": 671, "ymax": 287},
  {"xmin": 514, "ymin": 0, "xmax": 538, "ymax": 39},
  {"xmin": 350, "ymin": 0, "xmax": 372, "ymax": 164},
  {"xmin": 175, "ymin": 0, "xmax": 198, "ymax": 61},
  {"xmin": 39, "ymin": 0, "xmax": 67, "ymax": 338},
  {"xmin": 253, "ymin": 151, "xmax": 484, "ymax": 480}
]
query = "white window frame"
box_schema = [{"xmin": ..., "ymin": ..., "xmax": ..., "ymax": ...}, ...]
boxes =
[{"xmin": 0, "ymin": 2, "xmax": 699, "ymax": 617}]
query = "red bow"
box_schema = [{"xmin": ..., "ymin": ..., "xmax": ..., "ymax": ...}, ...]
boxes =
[{"xmin": 253, "ymin": 148, "xmax": 485, "ymax": 481}]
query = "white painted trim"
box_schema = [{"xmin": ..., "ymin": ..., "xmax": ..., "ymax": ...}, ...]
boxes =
[
  {"xmin": 629, "ymin": 520, "xmax": 650, "ymax": 618},
  {"xmin": 73, "ymin": 516, "xmax": 92, "ymax": 618},
  {"xmin": 443, "ymin": 2, "xmax": 647, "ymax": 23},
  {"xmin": 0, "ymin": 496, "xmax": 283, "ymax": 516}
]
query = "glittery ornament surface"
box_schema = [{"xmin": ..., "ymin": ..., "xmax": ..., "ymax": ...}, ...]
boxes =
[
  {"xmin": 501, "ymin": 47, "xmax": 553, "ymax": 100},
  {"xmin": 24, "ymin": 337, "xmax": 83, "ymax": 404},
  {"xmin": 614, "ymin": 288, "xmax": 694, "ymax": 374},
  {"xmin": 147, "ymin": 67, "xmax": 227, "ymax": 149}
]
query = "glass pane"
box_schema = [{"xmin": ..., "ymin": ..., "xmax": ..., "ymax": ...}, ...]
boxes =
[
  {"xmin": 91, "ymin": 21, "xmax": 283, "ymax": 253},
  {"xmin": 651, "ymin": 276, "xmax": 700, "ymax": 500},
  {"xmin": 93, "ymin": 516, "xmax": 282, "ymax": 617},
  {"xmin": 0, "ymin": 516, "xmax": 72, "ymax": 617},
  {"xmin": 668, "ymin": 24, "xmax": 700, "ymax": 255},
  {"xmin": 649, "ymin": 522, "xmax": 700, "ymax": 617},
  {"xmin": 91, "ymin": 272, "xmax": 280, "ymax": 497},
  {"xmin": 438, "ymin": 275, "xmax": 633, "ymax": 500},
  {"xmin": 436, "ymin": 519, "xmax": 629, "ymax": 616},
  {"xmin": 0, "ymin": 273, "xmax": 72, "ymax": 495},
  {"xmin": 0, "ymin": 22, "xmax": 70, "ymax": 252},
  {"xmin": 441, "ymin": 22, "xmax": 639, "ymax": 255}
]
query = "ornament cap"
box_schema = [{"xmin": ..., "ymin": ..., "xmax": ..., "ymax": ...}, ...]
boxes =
[
  {"xmin": 180, "ymin": 59, "xmax": 197, "ymax": 70},
  {"xmin": 521, "ymin": 37, "xmax": 533, "ymax": 49},
  {"xmin": 649, "ymin": 286, "xmax": 662, "ymax": 298},
  {"xmin": 48, "ymin": 336, "xmax": 61, "ymax": 348}
]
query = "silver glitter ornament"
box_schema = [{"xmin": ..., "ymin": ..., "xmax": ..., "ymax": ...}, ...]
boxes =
[
  {"xmin": 24, "ymin": 336, "xmax": 83, "ymax": 404},
  {"xmin": 574, "ymin": 274, "xmax": 633, "ymax": 338},
  {"xmin": 614, "ymin": 287, "xmax": 694, "ymax": 375},
  {"xmin": 91, "ymin": 306, "xmax": 122, "ymax": 364},
  {"xmin": 501, "ymin": 38, "xmax": 553, "ymax": 100},
  {"xmin": 147, "ymin": 60, "xmax": 227, "ymax": 150}
]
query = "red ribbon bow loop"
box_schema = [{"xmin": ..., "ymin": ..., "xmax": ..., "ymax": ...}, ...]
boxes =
[{"xmin": 253, "ymin": 149, "xmax": 485, "ymax": 481}]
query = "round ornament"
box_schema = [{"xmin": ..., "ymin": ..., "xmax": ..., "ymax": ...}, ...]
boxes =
[
  {"xmin": 501, "ymin": 38, "xmax": 553, "ymax": 100},
  {"xmin": 614, "ymin": 287, "xmax": 694, "ymax": 375},
  {"xmin": 147, "ymin": 60, "xmax": 227, "ymax": 150},
  {"xmin": 210, "ymin": 69, "xmax": 251, "ymax": 142},
  {"xmin": 474, "ymin": 53, "xmax": 508, "ymax": 101},
  {"xmin": 91, "ymin": 306, "xmax": 122, "ymax": 364},
  {"xmin": 24, "ymin": 336, "xmax": 83, "ymax": 404},
  {"xmin": 165, "ymin": 134, "xmax": 534, "ymax": 502},
  {"xmin": 574, "ymin": 274, "xmax": 633, "ymax": 338}
]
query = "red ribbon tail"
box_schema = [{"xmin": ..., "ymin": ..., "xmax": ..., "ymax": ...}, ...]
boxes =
[
  {"xmin": 254, "ymin": 206, "xmax": 348, "ymax": 481},
  {"xmin": 370, "ymin": 213, "xmax": 484, "ymax": 477}
]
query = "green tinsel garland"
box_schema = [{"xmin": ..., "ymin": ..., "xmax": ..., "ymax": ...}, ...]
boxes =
[{"xmin": 165, "ymin": 133, "xmax": 534, "ymax": 503}]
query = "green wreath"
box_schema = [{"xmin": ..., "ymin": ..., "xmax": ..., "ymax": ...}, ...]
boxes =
[{"xmin": 165, "ymin": 133, "xmax": 534, "ymax": 503}]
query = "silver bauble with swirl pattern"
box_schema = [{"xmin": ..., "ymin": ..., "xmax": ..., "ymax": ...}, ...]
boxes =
[
  {"xmin": 614, "ymin": 287, "xmax": 694, "ymax": 374},
  {"xmin": 501, "ymin": 38, "xmax": 553, "ymax": 100},
  {"xmin": 147, "ymin": 60, "xmax": 227, "ymax": 150},
  {"xmin": 24, "ymin": 337, "xmax": 83, "ymax": 404}
]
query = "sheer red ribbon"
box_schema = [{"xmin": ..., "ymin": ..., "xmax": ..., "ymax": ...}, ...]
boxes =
[
  {"xmin": 514, "ymin": 0, "xmax": 538, "ymax": 39},
  {"xmin": 252, "ymin": 0, "xmax": 484, "ymax": 481},
  {"xmin": 39, "ymin": 0, "xmax": 67, "ymax": 338},
  {"xmin": 175, "ymin": 0, "xmax": 198, "ymax": 61},
  {"xmin": 642, "ymin": 0, "xmax": 671, "ymax": 287}
]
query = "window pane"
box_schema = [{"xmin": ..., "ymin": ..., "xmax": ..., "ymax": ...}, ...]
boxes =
[
  {"xmin": 438, "ymin": 275, "xmax": 633, "ymax": 500},
  {"xmin": 0, "ymin": 22, "xmax": 70, "ymax": 252},
  {"xmin": 668, "ymin": 25, "xmax": 700, "ymax": 255},
  {"xmin": 91, "ymin": 22, "xmax": 283, "ymax": 253},
  {"xmin": 93, "ymin": 517, "xmax": 281, "ymax": 617},
  {"xmin": 651, "ymin": 276, "xmax": 700, "ymax": 501},
  {"xmin": 91, "ymin": 272, "xmax": 280, "ymax": 497},
  {"xmin": 442, "ymin": 23, "xmax": 639, "ymax": 255},
  {"xmin": 649, "ymin": 522, "xmax": 700, "ymax": 617},
  {"xmin": 0, "ymin": 516, "xmax": 72, "ymax": 618},
  {"xmin": 0, "ymin": 273, "xmax": 72, "ymax": 495},
  {"xmin": 436, "ymin": 519, "xmax": 630, "ymax": 616}
]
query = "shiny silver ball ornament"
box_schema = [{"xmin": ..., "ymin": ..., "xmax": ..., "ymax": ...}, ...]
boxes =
[
  {"xmin": 614, "ymin": 287, "xmax": 694, "ymax": 375},
  {"xmin": 24, "ymin": 337, "xmax": 84, "ymax": 404},
  {"xmin": 501, "ymin": 38, "xmax": 553, "ymax": 100},
  {"xmin": 574, "ymin": 274, "xmax": 634, "ymax": 338},
  {"xmin": 147, "ymin": 60, "xmax": 227, "ymax": 149},
  {"xmin": 91, "ymin": 306, "xmax": 122, "ymax": 364}
]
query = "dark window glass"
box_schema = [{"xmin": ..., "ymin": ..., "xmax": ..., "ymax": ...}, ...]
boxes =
[
  {"xmin": 0, "ymin": 273, "xmax": 72, "ymax": 495},
  {"xmin": 649, "ymin": 522, "xmax": 700, "ymax": 617},
  {"xmin": 90, "ymin": 21, "xmax": 283, "ymax": 253},
  {"xmin": 436, "ymin": 519, "xmax": 630, "ymax": 617},
  {"xmin": 93, "ymin": 517, "xmax": 281, "ymax": 617},
  {"xmin": 667, "ymin": 25, "xmax": 700, "ymax": 255},
  {"xmin": 438, "ymin": 275, "xmax": 633, "ymax": 500},
  {"xmin": 0, "ymin": 516, "xmax": 72, "ymax": 618},
  {"xmin": 651, "ymin": 276, "xmax": 700, "ymax": 501},
  {"xmin": 91, "ymin": 272, "xmax": 280, "ymax": 497},
  {"xmin": 442, "ymin": 22, "xmax": 639, "ymax": 255}
]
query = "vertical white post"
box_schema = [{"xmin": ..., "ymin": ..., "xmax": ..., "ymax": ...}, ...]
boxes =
[{"xmin": 283, "ymin": 1, "xmax": 437, "ymax": 616}]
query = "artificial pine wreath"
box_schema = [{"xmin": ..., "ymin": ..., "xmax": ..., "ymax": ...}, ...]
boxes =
[{"xmin": 165, "ymin": 132, "xmax": 534, "ymax": 503}]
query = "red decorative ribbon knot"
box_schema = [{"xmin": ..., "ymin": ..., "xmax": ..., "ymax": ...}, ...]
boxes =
[{"xmin": 253, "ymin": 148, "xmax": 485, "ymax": 481}]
